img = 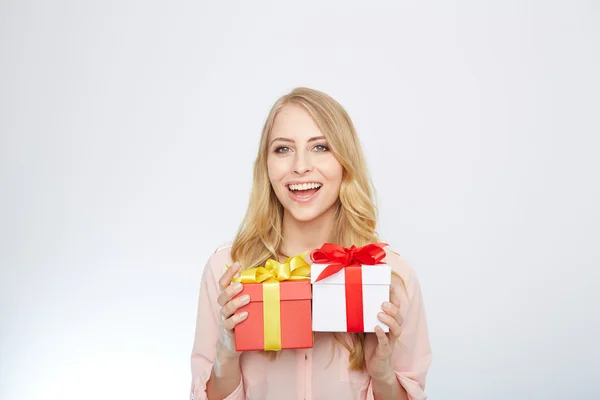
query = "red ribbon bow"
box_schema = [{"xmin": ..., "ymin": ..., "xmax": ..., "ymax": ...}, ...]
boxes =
[
  {"xmin": 311, "ymin": 242, "xmax": 388, "ymax": 282},
  {"xmin": 310, "ymin": 242, "xmax": 388, "ymax": 332}
]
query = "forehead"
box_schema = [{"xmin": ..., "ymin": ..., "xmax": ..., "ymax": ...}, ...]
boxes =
[{"xmin": 270, "ymin": 103, "xmax": 323, "ymax": 141}]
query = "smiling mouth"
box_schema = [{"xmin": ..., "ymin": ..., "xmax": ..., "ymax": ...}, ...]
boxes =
[{"xmin": 287, "ymin": 182, "xmax": 322, "ymax": 201}]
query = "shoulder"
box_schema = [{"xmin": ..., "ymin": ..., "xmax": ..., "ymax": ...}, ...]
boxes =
[
  {"xmin": 213, "ymin": 241, "xmax": 234, "ymax": 256},
  {"xmin": 383, "ymin": 245, "xmax": 423, "ymax": 300},
  {"xmin": 202, "ymin": 241, "xmax": 234, "ymax": 279}
]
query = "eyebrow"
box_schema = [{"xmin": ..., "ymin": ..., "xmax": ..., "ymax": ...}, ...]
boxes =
[{"xmin": 269, "ymin": 136, "xmax": 326, "ymax": 146}]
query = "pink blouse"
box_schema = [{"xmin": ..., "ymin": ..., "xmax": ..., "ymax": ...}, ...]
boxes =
[{"xmin": 190, "ymin": 243, "xmax": 432, "ymax": 400}]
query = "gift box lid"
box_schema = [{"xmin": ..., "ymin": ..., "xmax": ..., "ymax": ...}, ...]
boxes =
[
  {"xmin": 310, "ymin": 264, "xmax": 392, "ymax": 285},
  {"xmin": 239, "ymin": 280, "xmax": 311, "ymax": 302}
]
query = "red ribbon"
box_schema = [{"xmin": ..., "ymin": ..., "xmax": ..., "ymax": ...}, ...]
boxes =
[{"xmin": 310, "ymin": 243, "xmax": 388, "ymax": 332}]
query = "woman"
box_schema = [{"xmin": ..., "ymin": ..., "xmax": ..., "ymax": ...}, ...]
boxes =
[{"xmin": 190, "ymin": 88, "xmax": 431, "ymax": 400}]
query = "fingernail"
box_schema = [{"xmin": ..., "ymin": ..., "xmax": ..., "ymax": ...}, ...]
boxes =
[
  {"xmin": 382, "ymin": 301, "xmax": 392, "ymax": 311},
  {"xmin": 241, "ymin": 295, "xmax": 250, "ymax": 304},
  {"xmin": 240, "ymin": 311, "xmax": 248, "ymax": 319},
  {"xmin": 233, "ymin": 282, "xmax": 242, "ymax": 291},
  {"xmin": 378, "ymin": 312, "xmax": 386, "ymax": 319}
]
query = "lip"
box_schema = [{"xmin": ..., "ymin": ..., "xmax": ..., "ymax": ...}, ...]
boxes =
[
  {"xmin": 286, "ymin": 182, "xmax": 322, "ymax": 203},
  {"xmin": 285, "ymin": 180, "xmax": 323, "ymax": 187}
]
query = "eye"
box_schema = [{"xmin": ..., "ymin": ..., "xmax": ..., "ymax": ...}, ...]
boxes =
[
  {"xmin": 314, "ymin": 144, "xmax": 329, "ymax": 152},
  {"xmin": 274, "ymin": 146, "xmax": 291, "ymax": 153}
]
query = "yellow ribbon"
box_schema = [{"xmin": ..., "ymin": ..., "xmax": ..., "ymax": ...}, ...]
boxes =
[{"xmin": 232, "ymin": 254, "xmax": 311, "ymax": 351}]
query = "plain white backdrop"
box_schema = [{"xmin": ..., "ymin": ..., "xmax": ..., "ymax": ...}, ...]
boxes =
[{"xmin": 1, "ymin": 1, "xmax": 599, "ymax": 399}]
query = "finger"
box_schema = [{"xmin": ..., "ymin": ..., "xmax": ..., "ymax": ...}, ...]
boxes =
[
  {"xmin": 378, "ymin": 312, "xmax": 402, "ymax": 341},
  {"xmin": 221, "ymin": 294, "xmax": 251, "ymax": 319},
  {"xmin": 374, "ymin": 325, "xmax": 391, "ymax": 354},
  {"xmin": 389, "ymin": 285, "xmax": 401, "ymax": 308},
  {"xmin": 389, "ymin": 286, "xmax": 404, "ymax": 326},
  {"xmin": 217, "ymin": 281, "xmax": 244, "ymax": 306},
  {"xmin": 219, "ymin": 262, "xmax": 241, "ymax": 290},
  {"xmin": 223, "ymin": 310, "xmax": 248, "ymax": 331},
  {"xmin": 382, "ymin": 301, "xmax": 399, "ymax": 319},
  {"xmin": 224, "ymin": 310, "xmax": 249, "ymax": 331}
]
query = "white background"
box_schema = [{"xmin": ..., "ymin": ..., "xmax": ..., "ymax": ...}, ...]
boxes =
[{"xmin": 1, "ymin": 1, "xmax": 599, "ymax": 399}]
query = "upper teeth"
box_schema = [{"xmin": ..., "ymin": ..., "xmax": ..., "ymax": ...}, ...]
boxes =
[{"xmin": 289, "ymin": 183, "xmax": 322, "ymax": 191}]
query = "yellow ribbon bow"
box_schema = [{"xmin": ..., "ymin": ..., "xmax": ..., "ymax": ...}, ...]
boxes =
[
  {"xmin": 232, "ymin": 254, "xmax": 311, "ymax": 284},
  {"xmin": 231, "ymin": 254, "xmax": 310, "ymax": 350}
]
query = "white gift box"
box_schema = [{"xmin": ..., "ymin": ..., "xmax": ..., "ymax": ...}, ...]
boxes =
[{"xmin": 311, "ymin": 263, "xmax": 392, "ymax": 333}]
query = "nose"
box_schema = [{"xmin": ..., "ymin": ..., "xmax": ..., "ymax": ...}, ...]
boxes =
[{"xmin": 293, "ymin": 150, "xmax": 312, "ymax": 175}]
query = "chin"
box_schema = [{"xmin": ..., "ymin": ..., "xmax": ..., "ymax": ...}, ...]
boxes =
[
  {"xmin": 288, "ymin": 209, "xmax": 322, "ymax": 223},
  {"xmin": 287, "ymin": 202, "xmax": 337, "ymax": 224}
]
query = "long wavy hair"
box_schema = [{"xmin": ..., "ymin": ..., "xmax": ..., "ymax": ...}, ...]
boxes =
[{"xmin": 231, "ymin": 87, "xmax": 379, "ymax": 370}]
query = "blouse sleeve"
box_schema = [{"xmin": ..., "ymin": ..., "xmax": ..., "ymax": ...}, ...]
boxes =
[
  {"xmin": 367, "ymin": 255, "xmax": 432, "ymax": 400},
  {"xmin": 190, "ymin": 249, "xmax": 245, "ymax": 400}
]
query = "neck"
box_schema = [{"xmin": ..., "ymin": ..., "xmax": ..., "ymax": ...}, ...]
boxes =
[{"xmin": 280, "ymin": 205, "xmax": 337, "ymax": 257}]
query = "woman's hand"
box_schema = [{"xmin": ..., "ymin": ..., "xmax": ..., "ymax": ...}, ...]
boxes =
[
  {"xmin": 215, "ymin": 262, "xmax": 250, "ymax": 360},
  {"xmin": 206, "ymin": 262, "xmax": 249, "ymax": 399},
  {"xmin": 364, "ymin": 285, "xmax": 403, "ymax": 383}
]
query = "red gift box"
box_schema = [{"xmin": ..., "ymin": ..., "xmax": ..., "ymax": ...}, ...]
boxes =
[
  {"xmin": 233, "ymin": 280, "xmax": 312, "ymax": 351},
  {"xmin": 310, "ymin": 242, "xmax": 391, "ymax": 333},
  {"xmin": 231, "ymin": 256, "xmax": 313, "ymax": 351}
]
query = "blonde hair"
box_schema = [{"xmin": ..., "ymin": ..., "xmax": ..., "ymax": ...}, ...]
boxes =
[{"xmin": 231, "ymin": 87, "xmax": 378, "ymax": 370}]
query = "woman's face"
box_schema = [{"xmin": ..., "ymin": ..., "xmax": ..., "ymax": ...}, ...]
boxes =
[{"xmin": 267, "ymin": 103, "xmax": 343, "ymax": 224}]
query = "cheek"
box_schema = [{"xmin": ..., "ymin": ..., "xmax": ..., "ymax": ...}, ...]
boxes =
[
  {"xmin": 267, "ymin": 158, "xmax": 286, "ymax": 184},
  {"xmin": 320, "ymin": 156, "xmax": 344, "ymax": 183}
]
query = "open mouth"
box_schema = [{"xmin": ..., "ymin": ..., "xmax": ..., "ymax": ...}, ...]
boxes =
[{"xmin": 287, "ymin": 182, "xmax": 322, "ymax": 201}]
